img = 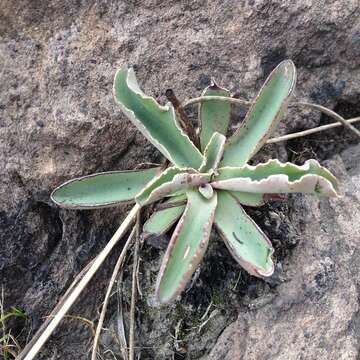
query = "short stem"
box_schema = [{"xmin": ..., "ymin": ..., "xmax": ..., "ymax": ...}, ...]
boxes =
[
  {"xmin": 294, "ymin": 102, "xmax": 360, "ymax": 138},
  {"xmin": 22, "ymin": 204, "xmax": 141, "ymax": 360},
  {"xmin": 166, "ymin": 89, "xmax": 200, "ymax": 148}
]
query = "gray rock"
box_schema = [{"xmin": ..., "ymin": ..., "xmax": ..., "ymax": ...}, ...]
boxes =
[
  {"xmin": 206, "ymin": 144, "xmax": 360, "ymax": 360},
  {"xmin": 0, "ymin": 0, "xmax": 359, "ymax": 359}
]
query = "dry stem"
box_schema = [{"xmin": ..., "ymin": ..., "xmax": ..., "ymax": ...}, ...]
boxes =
[
  {"xmin": 183, "ymin": 96, "xmax": 360, "ymax": 139},
  {"xmin": 91, "ymin": 228, "xmax": 136, "ymax": 360},
  {"xmin": 21, "ymin": 204, "xmax": 140, "ymax": 360},
  {"xmin": 129, "ymin": 212, "xmax": 141, "ymax": 360}
]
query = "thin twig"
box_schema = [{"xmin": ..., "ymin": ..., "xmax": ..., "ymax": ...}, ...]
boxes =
[
  {"xmin": 91, "ymin": 228, "xmax": 136, "ymax": 360},
  {"xmin": 294, "ymin": 102, "xmax": 360, "ymax": 138},
  {"xmin": 266, "ymin": 117, "xmax": 360, "ymax": 144},
  {"xmin": 129, "ymin": 212, "xmax": 141, "ymax": 360},
  {"xmin": 183, "ymin": 96, "xmax": 360, "ymax": 139},
  {"xmin": 166, "ymin": 89, "xmax": 200, "ymax": 148},
  {"xmin": 231, "ymin": 271, "xmax": 242, "ymax": 291},
  {"xmin": 172, "ymin": 319, "xmax": 183, "ymax": 360},
  {"xmin": 21, "ymin": 204, "xmax": 141, "ymax": 360},
  {"xmin": 183, "ymin": 95, "xmax": 251, "ymax": 108},
  {"xmin": 197, "ymin": 309, "xmax": 219, "ymax": 334},
  {"xmin": 16, "ymin": 259, "xmax": 95, "ymax": 360},
  {"xmin": 116, "ymin": 269, "xmax": 128, "ymax": 360},
  {"xmin": 7, "ymin": 333, "xmax": 22, "ymax": 355},
  {"xmin": 200, "ymin": 301, "xmax": 213, "ymax": 322},
  {"xmin": 136, "ymin": 258, "xmax": 143, "ymax": 298}
]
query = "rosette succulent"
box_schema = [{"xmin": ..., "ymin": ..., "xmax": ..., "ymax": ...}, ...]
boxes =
[{"xmin": 51, "ymin": 60, "xmax": 338, "ymax": 304}]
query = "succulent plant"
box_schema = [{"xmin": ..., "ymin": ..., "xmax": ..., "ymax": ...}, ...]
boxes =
[{"xmin": 51, "ymin": 60, "xmax": 338, "ymax": 304}]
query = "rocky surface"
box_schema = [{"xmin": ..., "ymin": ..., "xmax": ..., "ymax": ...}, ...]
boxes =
[
  {"xmin": 0, "ymin": 0, "xmax": 360, "ymax": 359},
  {"xmin": 207, "ymin": 144, "xmax": 360, "ymax": 360}
]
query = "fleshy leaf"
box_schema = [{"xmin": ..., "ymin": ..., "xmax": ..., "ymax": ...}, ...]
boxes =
[
  {"xmin": 143, "ymin": 195, "xmax": 186, "ymax": 236},
  {"xmin": 156, "ymin": 189, "xmax": 217, "ymax": 304},
  {"xmin": 114, "ymin": 68, "xmax": 203, "ymax": 169},
  {"xmin": 215, "ymin": 190, "xmax": 274, "ymax": 277},
  {"xmin": 199, "ymin": 132, "xmax": 226, "ymax": 173},
  {"xmin": 221, "ymin": 60, "xmax": 296, "ymax": 167},
  {"xmin": 51, "ymin": 167, "xmax": 161, "ymax": 209},
  {"xmin": 198, "ymin": 184, "xmax": 214, "ymax": 199},
  {"xmin": 136, "ymin": 167, "xmax": 184, "ymax": 204},
  {"xmin": 136, "ymin": 167, "xmax": 211, "ymax": 206},
  {"xmin": 199, "ymin": 81, "xmax": 232, "ymax": 151},
  {"xmin": 212, "ymin": 159, "xmax": 338, "ymax": 197}
]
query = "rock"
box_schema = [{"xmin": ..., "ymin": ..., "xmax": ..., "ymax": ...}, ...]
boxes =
[
  {"xmin": 206, "ymin": 144, "xmax": 360, "ymax": 360},
  {"xmin": 0, "ymin": 0, "xmax": 360, "ymax": 359}
]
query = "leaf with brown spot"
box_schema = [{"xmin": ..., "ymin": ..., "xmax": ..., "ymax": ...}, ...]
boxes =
[
  {"xmin": 136, "ymin": 167, "xmax": 211, "ymax": 206},
  {"xmin": 215, "ymin": 190, "xmax": 274, "ymax": 277},
  {"xmin": 51, "ymin": 167, "xmax": 161, "ymax": 209}
]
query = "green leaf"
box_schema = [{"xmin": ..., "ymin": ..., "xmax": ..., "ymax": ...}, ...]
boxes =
[
  {"xmin": 215, "ymin": 190, "xmax": 274, "ymax": 277},
  {"xmin": 0, "ymin": 307, "xmax": 27, "ymax": 323},
  {"xmin": 136, "ymin": 167, "xmax": 183, "ymax": 205},
  {"xmin": 156, "ymin": 189, "xmax": 217, "ymax": 304},
  {"xmin": 212, "ymin": 159, "xmax": 338, "ymax": 197},
  {"xmin": 221, "ymin": 60, "xmax": 296, "ymax": 167},
  {"xmin": 51, "ymin": 167, "xmax": 161, "ymax": 209},
  {"xmin": 199, "ymin": 81, "xmax": 232, "ymax": 151},
  {"xmin": 114, "ymin": 68, "xmax": 203, "ymax": 169},
  {"xmin": 199, "ymin": 132, "xmax": 226, "ymax": 173},
  {"xmin": 143, "ymin": 195, "xmax": 186, "ymax": 236},
  {"xmin": 136, "ymin": 167, "xmax": 211, "ymax": 206}
]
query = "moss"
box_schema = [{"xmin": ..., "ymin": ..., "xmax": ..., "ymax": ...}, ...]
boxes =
[{"xmin": 211, "ymin": 289, "xmax": 226, "ymax": 307}]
